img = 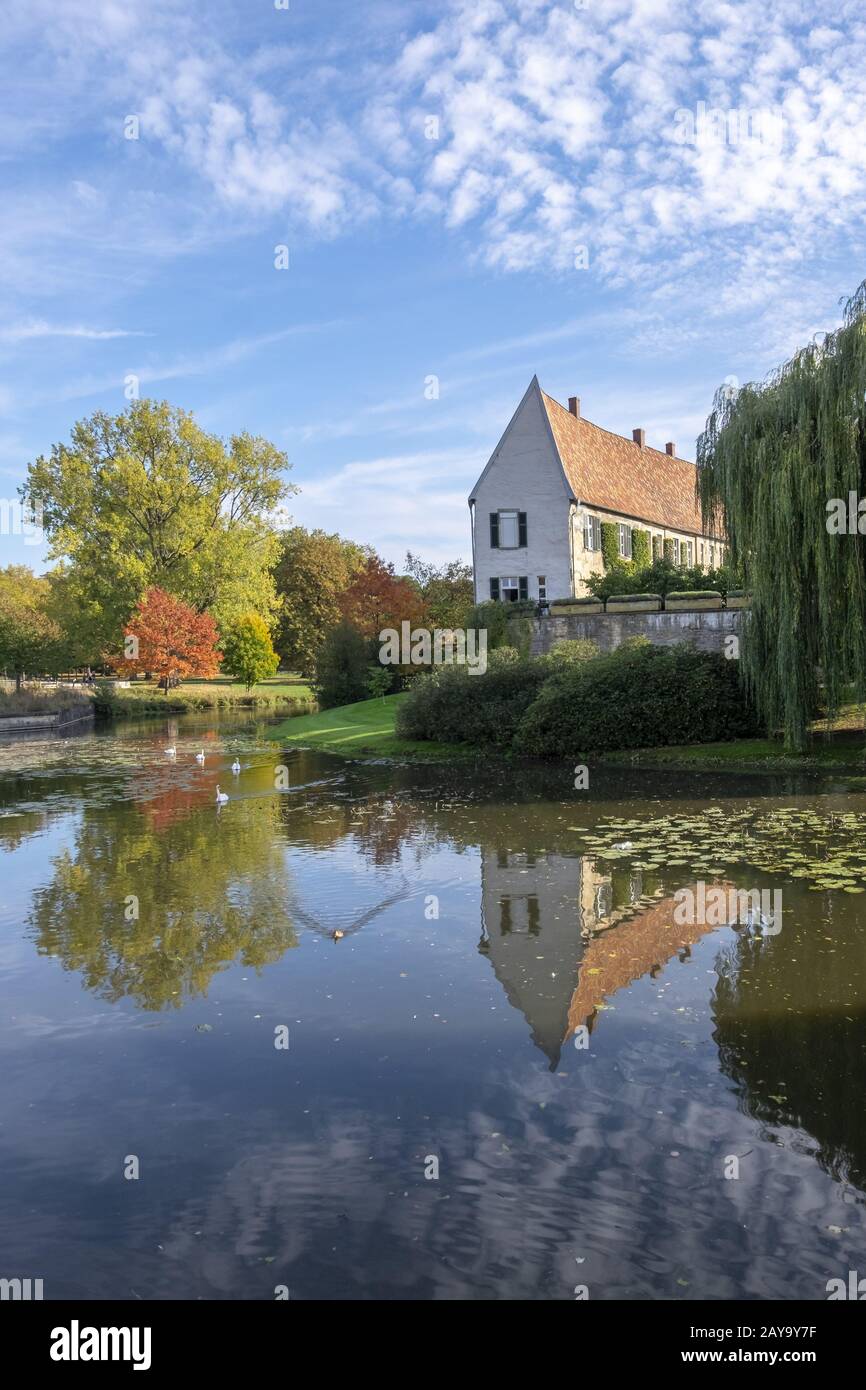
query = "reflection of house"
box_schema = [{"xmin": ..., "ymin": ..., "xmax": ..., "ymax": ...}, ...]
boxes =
[
  {"xmin": 564, "ymin": 883, "xmax": 725, "ymax": 1042},
  {"xmin": 479, "ymin": 848, "xmax": 725, "ymax": 1066},
  {"xmin": 479, "ymin": 847, "xmax": 641, "ymax": 1068}
]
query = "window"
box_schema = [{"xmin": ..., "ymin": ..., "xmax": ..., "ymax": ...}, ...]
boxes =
[
  {"xmin": 501, "ymin": 575, "xmax": 519, "ymax": 602},
  {"xmin": 537, "ymin": 575, "xmax": 547, "ymax": 600},
  {"xmin": 699, "ymin": 542, "xmax": 704, "ymax": 565},
  {"xmin": 583, "ymin": 514, "xmax": 601, "ymax": 551},
  {"xmin": 709, "ymin": 544, "xmax": 715, "ymax": 567},
  {"xmin": 618, "ymin": 523, "xmax": 632, "ymax": 559},
  {"xmin": 492, "ymin": 510, "xmax": 526, "ymax": 549},
  {"xmin": 687, "ymin": 542, "xmax": 694, "ymax": 566}
]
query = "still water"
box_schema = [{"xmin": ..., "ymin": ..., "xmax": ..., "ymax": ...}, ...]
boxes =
[{"xmin": 2, "ymin": 712, "xmax": 865, "ymax": 1300}]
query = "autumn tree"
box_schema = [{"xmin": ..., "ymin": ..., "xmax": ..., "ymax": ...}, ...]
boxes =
[
  {"xmin": 272, "ymin": 527, "xmax": 366, "ymax": 677},
  {"xmin": 221, "ymin": 612, "xmax": 280, "ymax": 690},
  {"xmin": 0, "ymin": 566, "xmax": 63, "ymax": 688},
  {"xmin": 338, "ymin": 555, "xmax": 427, "ymax": 639},
  {"xmin": 113, "ymin": 587, "xmax": 221, "ymax": 691},
  {"xmin": 23, "ymin": 399, "xmax": 294, "ymax": 653}
]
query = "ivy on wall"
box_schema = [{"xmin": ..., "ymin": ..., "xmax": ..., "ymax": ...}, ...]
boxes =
[
  {"xmin": 631, "ymin": 528, "xmax": 651, "ymax": 568},
  {"xmin": 663, "ymin": 539, "xmax": 676, "ymax": 564},
  {"xmin": 600, "ymin": 521, "xmax": 620, "ymax": 571}
]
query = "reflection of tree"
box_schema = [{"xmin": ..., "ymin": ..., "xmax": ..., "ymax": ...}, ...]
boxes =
[
  {"xmin": 0, "ymin": 808, "xmax": 47, "ymax": 850},
  {"xmin": 712, "ymin": 915, "xmax": 866, "ymax": 1192},
  {"xmin": 29, "ymin": 797, "xmax": 297, "ymax": 1010}
]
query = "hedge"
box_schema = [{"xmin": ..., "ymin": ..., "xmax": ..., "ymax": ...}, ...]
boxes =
[
  {"xmin": 395, "ymin": 649, "xmax": 548, "ymax": 747},
  {"xmin": 665, "ymin": 590, "xmax": 723, "ymax": 601},
  {"xmin": 513, "ymin": 642, "xmax": 761, "ymax": 757}
]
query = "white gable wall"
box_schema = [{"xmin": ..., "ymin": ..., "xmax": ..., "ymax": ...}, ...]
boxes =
[{"xmin": 470, "ymin": 384, "xmax": 574, "ymax": 604}]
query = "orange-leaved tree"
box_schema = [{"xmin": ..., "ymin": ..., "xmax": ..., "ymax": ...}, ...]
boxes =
[
  {"xmin": 114, "ymin": 588, "xmax": 222, "ymax": 692},
  {"xmin": 338, "ymin": 556, "xmax": 427, "ymax": 639}
]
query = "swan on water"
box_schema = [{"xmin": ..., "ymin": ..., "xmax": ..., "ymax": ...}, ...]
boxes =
[
  {"xmin": 231, "ymin": 759, "xmax": 241, "ymax": 774},
  {"xmin": 215, "ymin": 786, "xmax": 229, "ymax": 803},
  {"xmin": 164, "ymin": 746, "xmax": 176, "ymax": 756},
  {"xmin": 195, "ymin": 750, "xmax": 205, "ymax": 763}
]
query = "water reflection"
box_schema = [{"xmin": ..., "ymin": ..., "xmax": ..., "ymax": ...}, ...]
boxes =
[
  {"xmin": 3, "ymin": 716, "xmax": 866, "ymax": 1298},
  {"xmin": 29, "ymin": 796, "xmax": 298, "ymax": 1010}
]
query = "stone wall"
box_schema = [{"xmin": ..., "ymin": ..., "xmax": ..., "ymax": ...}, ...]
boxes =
[{"xmin": 527, "ymin": 607, "xmax": 745, "ymax": 658}]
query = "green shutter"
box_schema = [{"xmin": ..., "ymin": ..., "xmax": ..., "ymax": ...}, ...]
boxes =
[
  {"xmin": 489, "ymin": 513, "xmax": 499, "ymax": 548},
  {"xmin": 490, "ymin": 577, "xmax": 500, "ymax": 600},
  {"xmin": 518, "ymin": 512, "xmax": 527, "ymax": 546},
  {"xmin": 519, "ymin": 576, "xmax": 528, "ymax": 601}
]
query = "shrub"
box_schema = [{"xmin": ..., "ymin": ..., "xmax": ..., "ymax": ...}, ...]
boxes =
[
  {"xmin": 513, "ymin": 642, "xmax": 760, "ymax": 757},
  {"xmin": 395, "ymin": 653, "xmax": 548, "ymax": 747},
  {"xmin": 314, "ymin": 620, "xmax": 372, "ymax": 709},
  {"xmin": 586, "ymin": 558, "xmax": 741, "ymax": 602},
  {"xmin": 606, "ymin": 592, "xmax": 662, "ymax": 605},
  {"xmin": 537, "ymin": 639, "xmax": 599, "ymax": 670}
]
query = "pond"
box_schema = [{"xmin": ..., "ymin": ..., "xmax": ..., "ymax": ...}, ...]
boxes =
[{"xmin": 2, "ymin": 711, "xmax": 865, "ymax": 1300}]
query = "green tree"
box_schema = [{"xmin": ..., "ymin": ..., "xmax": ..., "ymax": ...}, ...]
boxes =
[
  {"xmin": 403, "ymin": 553, "xmax": 473, "ymax": 628},
  {"xmin": 221, "ymin": 612, "xmax": 280, "ymax": 690},
  {"xmin": 0, "ymin": 566, "xmax": 63, "ymax": 687},
  {"xmin": 314, "ymin": 619, "xmax": 371, "ymax": 709},
  {"xmin": 697, "ymin": 276, "xmax": 866, "ymax": 750},
  {"xmin": 273, "ymin": 527, "xmax": 366, "ymax": 677},
  {"xmin": 23, "ymin": 399, "xmax": 293, "ymax": 654}
]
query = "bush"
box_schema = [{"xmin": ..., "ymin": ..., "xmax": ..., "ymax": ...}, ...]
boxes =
[
  {"xmin": 395, "ymin": 652, "xmax": 548, "ymax": 747},
  {"xmin": 314, "ymin": 620, "xmax": 372, "ymax": 709},
  {"xmin": 606, "ymin": 592, "xmax": 661, "ymax": 605},
  {"xmin": 537, "ymin": 639, "xmax": 599, "ymax": 670},
  {"xmin": 513, "ymin": 642, "xmax": 760, "ymax": 757},
  {"xmin": 586, "ymin": 558, "xmax": 741, "ymax": 601}
]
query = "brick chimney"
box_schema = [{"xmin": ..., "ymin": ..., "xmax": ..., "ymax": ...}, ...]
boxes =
[
  {"xmin": 666, "ymin": 441, "xmax": 676, "ymax": 457},
  {"xmin": 568, "ymin": 396, "xmax": 580, "ymax": 417},
  {"xmin": 633, "ymin": 428, "xmax": 645, "ymax": 448}
]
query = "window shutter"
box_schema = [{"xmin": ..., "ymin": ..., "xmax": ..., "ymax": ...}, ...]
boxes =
[
  {"xmin": 518, "ymin": 512, "xmax": 527, "ymax": 547},
  {"xmin": 490, "ymin": 577, "xmax": 500, "ymax": 600},
  {"xmin": 489, "ymin": 513, "xmax": 499, "ymax": 548},
  {"xmin": 519, "ymin": 576, "xmax": 528, "ymax": 601}
]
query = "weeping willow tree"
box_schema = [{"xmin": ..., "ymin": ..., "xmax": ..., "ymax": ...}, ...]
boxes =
[{"xmin": 697, "ymin": 279, "xmax": 866, "ymax": 751}]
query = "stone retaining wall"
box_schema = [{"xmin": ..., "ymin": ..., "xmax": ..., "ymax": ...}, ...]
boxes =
[{"xmin": 527, "ymin": 607, "xmax": 746, "ymax": 657}]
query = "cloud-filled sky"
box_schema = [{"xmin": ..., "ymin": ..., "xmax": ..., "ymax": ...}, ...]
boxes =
[{"xmin": 1, "ymin": 0, "xmax": 865, "ymax": 568}]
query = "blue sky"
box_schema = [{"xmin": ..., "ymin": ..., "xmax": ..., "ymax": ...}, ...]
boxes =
[{"xmin": 1, "ymin": 0, "xmax": 864, "ymax": 571}]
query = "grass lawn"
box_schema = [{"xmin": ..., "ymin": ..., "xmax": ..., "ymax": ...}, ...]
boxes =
[
  {"xmin": 270, "ymin": 693, "xmax": 866, "ymax": 776},
  {"xmin": 268, "ymin": 693, "xmax": 471, "ymax": 761},
  {"xmin": 98, "ymin": 675, "xmax": 315, "ymax": 717}
]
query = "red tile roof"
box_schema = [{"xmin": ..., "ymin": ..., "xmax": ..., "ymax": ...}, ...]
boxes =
[{"xmin": 541, "ymin": 388, "xmax": 718, "ymax": 538}]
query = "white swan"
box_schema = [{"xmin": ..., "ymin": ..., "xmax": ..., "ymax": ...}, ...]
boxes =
[
  {"xmin": 164, "ymin": 746, "xmax": 176, "ymax": 756},
  {"xmin": 231, "ymin": 759, "xmax": 241, "ymax": 774},
  {"xmin": 195, "ymin": 750, "xmax": 205, "ymax": 763},
  {"xmin": 215, "ymin": 786, "xmax": 229, "ymax": 804}
]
